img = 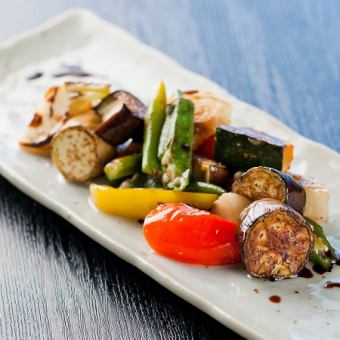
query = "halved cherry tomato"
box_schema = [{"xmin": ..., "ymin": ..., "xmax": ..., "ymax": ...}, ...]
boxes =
[
  {"xmin": 143, "ymin": 203, "xmax": 241, "ymax": 265},
  {"xmin": 195, "ymin": 135, "xmax": 215, "ymax": 159}
]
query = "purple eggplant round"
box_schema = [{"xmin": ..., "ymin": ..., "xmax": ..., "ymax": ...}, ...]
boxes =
[
  {"xmin": 232, "ymin": 166, "xmax": 306, "ymax": 214},
  {"xmin": 95, "ymin": 91, "xmax": 147, "ymax": 145},
  {"xmin": 240, "ymin": 199, "xmax": 314, "ymax": 280}
]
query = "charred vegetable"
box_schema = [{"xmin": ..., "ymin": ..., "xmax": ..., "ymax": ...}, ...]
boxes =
[
  {"xmin": 181, "ymin": 91, "xmax": 232, "ymax": 150},
  {"xmin": 232, "ymin": 166, "xmax": 306, "ymax": 214},
  {"xmin": 90, "ymin": 184, "xmax": 218, "ymax": 219},
  {"xmin": 240, "ymin": 199, "xmax": 314, "ymax": 279},
  {"xmin": 306, "ymin": 217, "xmax": 337, "ymax": 271},
  {"xmin": 291, "ymin": 174, "xmax": 329, "ymax": 222},
  {"xmin": 159, "ymin": 94, "xmax": 194, "ymax": 191},
  {"xmin": 192, "ymin": 156, "xmax": 229, "ymax": 187},
  {"xmin": 116, "ymin": 138, "xmax": 143, "ymax": 157},
  {"xmin": 95, "ymin": 91, "xmax": 146, "ymax": 145},
  {"xmin": 215, "ymin": 126, "xmax": 294, "ymax": 172},
  {"xmin": 142, "ymin": 82, "xmax": 167, "ymax": 176},
  {"xmin": 104, "ymin": 154, "xmax": 142, "ymax": 181},
  {"xmin": 185, "ymin": 182, "xmax": 226, "ymax": 195},
  {"xmin": 20, "ymin": 82, "xmax": 110, "ymax": 154},
  {"xmin": 52, "ymin": 125, "xmax": 115, "ymax": 182},
  {"xmin": 210, "ymin": 192, "xmax": 251, "ymax": 225}
]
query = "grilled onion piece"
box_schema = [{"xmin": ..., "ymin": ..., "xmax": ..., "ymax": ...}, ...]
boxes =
[
  {"xmin": 52, "ymin": 125, "xmax": 115, "ymax": 182},
  {"xmin": 240, "ymin": 199, "xmax": 314, "ymax": 279},
  {"xmin": 232, "ymin": 166, "xmax": 306, "ymax": 214}
]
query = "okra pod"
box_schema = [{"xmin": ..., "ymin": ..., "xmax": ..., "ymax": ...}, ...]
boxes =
[
  {"xmin": 159, "ymin": 96, "xmax": 194, "ymax": 191},
  {"xmin": 185, "ymin": 181, "xmax": 226, "ymax": 195},
  {"xmin": 104, "ymin": 154, "xmax": 142, "ymax": 181},
  {"xmin": 305, "ymin": 217, "xmax": 337, "ymax": 270},
  {"xmin": 142, "ymin": 82, "xmax": 167, "ymax": 176}
]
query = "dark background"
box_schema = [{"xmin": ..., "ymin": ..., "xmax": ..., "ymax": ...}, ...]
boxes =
[{"xmin": 0, "ymin": 1, "xmax": 339, "ymax": 339}]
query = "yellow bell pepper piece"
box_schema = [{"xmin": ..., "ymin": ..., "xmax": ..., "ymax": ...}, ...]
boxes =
[{"xmin": 90, "ymin": 184, "xmax": 218, "ymax": 219}]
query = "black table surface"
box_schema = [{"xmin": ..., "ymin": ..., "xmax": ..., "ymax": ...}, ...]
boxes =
[{"xmin": 1, "ymin": 1, "xmax": 340, "ymax": 339}]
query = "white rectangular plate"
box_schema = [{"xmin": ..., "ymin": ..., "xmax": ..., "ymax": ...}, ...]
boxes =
[{"xmin": 1, "ymin": 9, "xmax": 340, "ymax": 340}]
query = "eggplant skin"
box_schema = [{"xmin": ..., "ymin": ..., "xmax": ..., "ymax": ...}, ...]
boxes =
[
  {"xmin": 111, "ymin": 90, "xmax": 147, "ymax": 119},
  {"xmin": 232, "ymin": 166, "xmax": 306, "ymax": 214},
  {"xmin": 240, "ymin": 199, "xmax": 314, "ymax": 280}
]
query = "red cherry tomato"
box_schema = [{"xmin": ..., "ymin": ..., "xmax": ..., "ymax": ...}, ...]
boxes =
[
  {"xmin": 195, "ymin": 136, "xmax": 215, "ymax": 159},
  {"xmin": 143, "ymin": 203, "xmax": 241, "ymax": 265}
]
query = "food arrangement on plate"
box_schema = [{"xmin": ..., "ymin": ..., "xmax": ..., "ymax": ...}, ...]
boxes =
[{"xmin": 20, "ymin": 80, "xmax": 338, "ymax": 281}]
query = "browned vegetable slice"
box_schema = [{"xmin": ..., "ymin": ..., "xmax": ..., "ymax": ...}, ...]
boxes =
[
  {"xmin": 232, "ymin": 166, "xmax": 306, "ymax": 214},
  {"xmin": 51, "ymin": 125, "xmax": 115, "ymax": 182},
  {"xmin": 240, "ymin": 199, "xmax": 314, "ymax": 279},
  {"xmin": 95, "ymin": 91, "xmax": 147, "ymax": 145}
]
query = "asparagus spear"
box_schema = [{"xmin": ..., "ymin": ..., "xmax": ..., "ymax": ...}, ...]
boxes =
[
  {"xmin": 159, "ymin": 95, "xmax": 194, "ymax": 191},
  {"xmin": 142, "ymin": 82, "xmax": 167, "ymax": 176},
  {"xmin": 104, "ymin": 154, "xmax": 142, "ymax": 181}
]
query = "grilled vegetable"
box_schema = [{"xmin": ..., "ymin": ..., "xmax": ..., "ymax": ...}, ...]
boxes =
[
  {"xmin": 116, "ymin": 138, "xmax": 143, "ymax": 157},
  {"xmin": 195, "ymin": 135, "xmax": 215, "ymax": 159},
  {"xmin": 20, "ymin": 83, "xmax": 109, "ymax": 154},
  {"xmin": 95, "ymin": 91, "xmax": 146, "ymax": 145},
  {"xmin": 90, "ymin": 185, "xmax": 218, "ymax": 219},
  {"xmin": 192, "ymin": 156, "xmax": 229, "ymax": 187},
  {"xmin": 104, "ymin": 154, "xmax": 142, "ymax": 181},
  {"xmin": 119, "ymin": 173, "xmax": 162, "ymax": 189},
  {"xmin": 143, "ymin": 203, "xmax": 241, "ymax": 265},
  {"xmin": 240, "ymin": 199, "xmax": 314, "ymax": 279},
  {"xmin": 306, "ymin": 217, "xmax": 336, "ymax": 271},
  {"xmin": 232, "ymin": 166, "xmax": 306, "ymax": 214},
  {"xmin": 160, "ymin": 95, "xmax": 194, "ymax": 191},
  {"xmin": 215, "ymin": 126, "xmax": 294, "ymax": 172},
  {"xmin": 181, "ymin": 91, "xmax": 232, "ymax": 150},
  {"xmin": 291, "ymin": 174, "xmax": 329, "ymax": 222},
  {"xmin": 142, "ymin": 82, "xmax": 167, "ymax": 176},
  {"xmin": 52, "ymin": 125, "xmax": 115, "ymax": 182},
  {"xmin": 185, "ymin": 182, "xmax": 225, "ymax": 195},
  {"xmin": 210, "ymin": 192, "xmax": 251, "ymax": 225}
]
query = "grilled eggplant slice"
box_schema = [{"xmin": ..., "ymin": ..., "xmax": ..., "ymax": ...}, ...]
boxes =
[
  {"xmin": 52, "ymin": 125, "xmax": 115, "ymax": 182},
  {"xmin": 192, "ymin": 156, "xmax": 229, "ymax": 187},
  {"xmin": 232, "ymin": 166, "xmax": 306, "ymax": 214},
  {"xmin": 240, "ymin": 199, "xmax": 314, "ymax": 279},
  {"xmin": 95, "ymin": 91, "xmax": 147, "ymax": 145},
  {"xmin": 215, "ymin": 126, "xmax": 294, "ymax": 172}
]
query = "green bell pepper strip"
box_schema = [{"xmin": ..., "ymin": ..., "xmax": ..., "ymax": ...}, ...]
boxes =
[{"xmin": 185, "ymin": 181, "xmax": 226, "ymax": 195}]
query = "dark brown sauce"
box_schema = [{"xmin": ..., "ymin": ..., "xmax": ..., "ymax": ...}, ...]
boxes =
[
  {"xmin": 269, "ymin": 295, "xmax": 281, "ymax": 303},
  {"xmin": 298, "ymin": 267, "xmax": 313, "ymax": 278},
  {"xmin": 294, "ymin": 290, "xmax": 299, "ymax": 294},
  {"xmin": 137, "ymin": 219, "xmax": 144, "ymax": 225},
  {"xmin": 324, "ymin": 281, "xmax": 340, "ymax": 289},
  {"xmin": 312, "ymin": 263, "xmax": 332, "ymax": 275},
  {"xmin": 27, "ymin": 71, "xmax": 43, "ymax": 80},
  {"xmin": 254, "ymin": 288, "xmax": 259, "ymax": 294}
]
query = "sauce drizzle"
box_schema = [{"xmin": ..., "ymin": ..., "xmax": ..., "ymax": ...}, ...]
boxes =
[
  {"xmin": 324, "ymin": 281, "xmax": 340, "ymax": 289},
  {"xmin": 269, "ymin": 295, "xmax": 281, "ymax": 303},
  {"xmin": 298, "ymin": 267, "xmax": 313, "ymax": 278}
]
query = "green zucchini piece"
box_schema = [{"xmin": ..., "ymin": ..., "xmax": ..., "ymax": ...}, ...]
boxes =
[
  {"xmin": 215, "ymin": 126, "xmax": 293, "ymax": 172},
  {"xmin": 104, "ymin": 154, "xmax": 142, "ymax": 181}
]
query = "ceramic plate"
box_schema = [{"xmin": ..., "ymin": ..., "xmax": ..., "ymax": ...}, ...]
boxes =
[{"xmin": 0, "ymin": 9, "xmax": 340, "ymax": 339}]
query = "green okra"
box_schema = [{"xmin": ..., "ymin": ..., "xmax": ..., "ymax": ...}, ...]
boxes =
[
  {"xmin": 104, "ymin": 154, "xmax": 142, "ymax": 181},
  {"xmin": 185, "ymin": 181, "xmax": 226, "ymax": 195},
  {"xmin": 159, "ymin": 95, "xmax": 194, "ymax": 191},
  {"xmin": 142, "ymin": 82, "xmax": 167, "ymax": 176},
  {"xmin": 305, "ymin": 217, "xmax": 337, "ymax": 271}
]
